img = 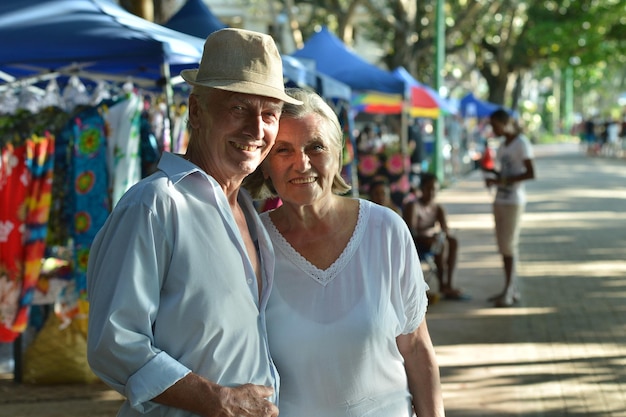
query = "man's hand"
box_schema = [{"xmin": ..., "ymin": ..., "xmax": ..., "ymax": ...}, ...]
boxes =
[
  {"xmin": 214, "ymin": 384, "xmax": 278, "ymax": 417},
  {"xmin": 153, "ymin": 374, "xmax": 278, "ymax": 417}
]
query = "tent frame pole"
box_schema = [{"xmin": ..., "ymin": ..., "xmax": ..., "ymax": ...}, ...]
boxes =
[
  {"xmin": 432, "ymin": 0, "xmax": 445, "ymax": 182},
  {"xmin": 161, "ymin": 62, "xmax": 175, "ymax": 152}
]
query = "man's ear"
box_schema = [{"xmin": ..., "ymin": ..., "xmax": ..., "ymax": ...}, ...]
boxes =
[{"xmin": 187, "ymin": 95, "xmax": 201, "ymax": 129}]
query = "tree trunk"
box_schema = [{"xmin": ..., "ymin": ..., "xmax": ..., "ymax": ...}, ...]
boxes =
[{"xmin": 510, "ymin": 71, "xmax": 523, "ymax": 112}]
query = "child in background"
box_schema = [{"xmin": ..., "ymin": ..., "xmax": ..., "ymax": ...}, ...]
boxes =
[
  {"xmin": 403, "ymin": 173, "xmax": 468, "ymax": 300},
  {"xmin": 368, "ymin": 176, "xmax": 401, "ymax": 214}
]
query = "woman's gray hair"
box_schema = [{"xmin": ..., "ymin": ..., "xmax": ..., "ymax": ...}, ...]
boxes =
[{"xmin": 244, "ymin": 88, "xmax": 352, "ymax": 199}]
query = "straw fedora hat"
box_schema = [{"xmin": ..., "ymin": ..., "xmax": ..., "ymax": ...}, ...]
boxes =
[{"xmin": 181, "ymin": 28, "xmax": 302, "ymax": 105}]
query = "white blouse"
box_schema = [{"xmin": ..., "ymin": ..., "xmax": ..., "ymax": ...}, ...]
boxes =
[
  {"xmin": 262, "ymin": 200, "xmax": 428, "ymax": 417},
  {"xmin": 494, "ymin": 134, "xmax": 534, "ymax": 205}
]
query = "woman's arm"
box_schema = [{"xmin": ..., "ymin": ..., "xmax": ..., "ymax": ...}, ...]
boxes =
[{"xmin": 397, "ymin": 320, "xmax": 445, "ymax": 417}]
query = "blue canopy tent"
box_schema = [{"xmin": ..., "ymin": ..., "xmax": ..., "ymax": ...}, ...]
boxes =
[
  {"xmin": 316, "ymin": 72, "xmax": 352, "ymax": 102},
  {"xmin": 459, "ymin": 93, "xmax": 501, "ymax": 118},
  {"xmin": 0, "ymin": 0, "xmax": 205, "ymax": 90},
  {"xmin": 292, "ymin": 26, "xmax": 404, "ymax": 94},
  {"xmin": 282, "ymin": 55, "xmax": 351, "ymax": 101},
  {"xmin": 0, "ymin": 0, "xmax": 209, "ymax": 152},
  {"xmin": 163, "ymin": 0, "xmax": 226, "ymax": 40},
  {"xmin": 281, "ymin": 55, "xmax": 316, "ymax": 89}
]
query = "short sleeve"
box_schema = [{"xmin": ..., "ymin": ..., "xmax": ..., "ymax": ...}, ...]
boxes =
[
  {"xmin": 378, "ymin": 205, "xmax": 429, "ymax": 335},
  {"xmin": 521, "ymin": 135, "xmax": 534, "ymax": 159},
  {"xmin": 398, "ymin": 231, "xmax": 429, "ymax": 334}
]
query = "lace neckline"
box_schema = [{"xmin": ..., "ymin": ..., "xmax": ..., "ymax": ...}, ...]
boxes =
[{"xmin": 263, "ymin": 200, "xmax": 368, "ymax": 286}]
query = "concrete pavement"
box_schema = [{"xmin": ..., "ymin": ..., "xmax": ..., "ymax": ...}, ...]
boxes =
[
  {"xmin": 428, "ymin": 143, "xmax": 626, "ymax": 417},
  {"xmin": 1, "ymin": 143, "xmax": 625, "ymax": 416}
]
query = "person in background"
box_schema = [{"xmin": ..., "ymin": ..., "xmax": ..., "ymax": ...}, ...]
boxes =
[
  {"xmin": 582, "ymin": 117, "xmax": 598, "ymax": 155},
  {"xmin": 244, "ymin": 88, "xmax": 445, "ymax": 417},
  {"xmin": 445, "ymin": 115, "xmax": 463, "ymax": 179},
  {"xmin": 408, "ymin": 118, "xmax": 425, "ymax": 179},
  {"xmin": 604, "ymin": 118, "xmax": 620, "ymax": 157},
  {"xmin": 139, "ymin": 96, "xmax": 161, "ymax": 178},
  {"xmin": 86, "ymin": 28, "xmax": 301, "ymax": 417},
  {"xmin": 485, "ymin": 108, "xmax": 535, "ymax": 308},
  {"xmin": 403, "ymin": 172, "xmax": 466, "ymax": 300},
  {"xmin": 368, "ymin": 176, "xmax": 401, "ymax": 214}
]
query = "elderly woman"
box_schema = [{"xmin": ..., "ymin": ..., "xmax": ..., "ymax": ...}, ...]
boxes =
[{"xmin": 244, "ymin": 88, "xmax": 445, "ymax": 417}]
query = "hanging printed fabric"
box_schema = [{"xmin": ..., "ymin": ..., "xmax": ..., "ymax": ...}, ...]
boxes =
[
  {"xmin": 357, "ymin": 144, "xmax": 411, "ymax": 209},
  {"xmin": 0, "ymin": 133, "xmax": 55, "ymax": 342},
  {"xmin": 55, "ymin": 106, "xmax": 110, "ymax": 325},
  {"xmin": 103, "ymin": 92, "xmax": 142, "ymax": 207}
]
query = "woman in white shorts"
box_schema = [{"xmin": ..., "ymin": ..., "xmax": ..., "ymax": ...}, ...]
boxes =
[{"xmin": 484, "ymin": 109, "xmax": 536, "ymax": 307}]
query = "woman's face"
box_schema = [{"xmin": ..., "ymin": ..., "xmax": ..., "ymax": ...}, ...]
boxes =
[{"xmin": 263, "ymin": 113, "xmax": 339, "ymax": 207}]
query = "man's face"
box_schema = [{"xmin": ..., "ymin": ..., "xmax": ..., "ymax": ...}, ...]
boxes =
[{"xmin": 190, "ymin": 89, "xmax": 283, "ymax": 184}]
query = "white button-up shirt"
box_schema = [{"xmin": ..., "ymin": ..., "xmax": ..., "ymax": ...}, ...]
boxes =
[{"xmin": 87, "ymin": 152, "xmax": 277, "ymax": 416}]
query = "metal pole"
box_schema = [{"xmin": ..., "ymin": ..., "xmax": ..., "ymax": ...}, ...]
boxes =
[
  {"xmin": 160, "ymin": 61, "xmax": 175, "ymax": 152},
  {"xmin": 13, "ymin": 334, "xmax": 22, "ymax": 383},
  {"xmin": 432, "ymin": 0, "xmax": 445, "ymax": 182}
]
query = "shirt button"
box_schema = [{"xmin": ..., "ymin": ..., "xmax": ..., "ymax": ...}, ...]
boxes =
[{"xmin": 247, "ymin": 278, "xmax": 253, "ymax": 285}]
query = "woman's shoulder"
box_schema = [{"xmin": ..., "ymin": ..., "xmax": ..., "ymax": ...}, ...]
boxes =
[
  {"xmin": 514, "ymin": 134, "xmax": 533, "ymax": 147},
  {"xmin": 361, "ymin": 198, "xmax": 408, "ymax": 230}
]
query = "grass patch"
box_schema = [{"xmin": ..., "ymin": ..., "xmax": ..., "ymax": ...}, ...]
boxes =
[{"xmin": 533, "ymin": 133, "xmax": 580, "ymax": 144}]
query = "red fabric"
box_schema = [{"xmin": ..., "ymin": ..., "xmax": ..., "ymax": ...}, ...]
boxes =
[
  {"xmin": 0, "ymin": 143, "xmax": 30, "ymax": 341},
  {"xmin": 261, "ymin": 197, "xmax": 282, "ymax": 212},
  {"xmin": 481, "ymin": 146, "xmax": 495, "ymax": 170},
  {"xmin": 410, "ymin": 85, "xmax": 438, "ymax": 108},
  {"xmin": 0, "ymin": 134, "xmax": 55, "ymax": 342}
]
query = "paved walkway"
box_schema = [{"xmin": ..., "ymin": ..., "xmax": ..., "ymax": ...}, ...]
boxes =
[
  {"xmin": 1, "ymin": 143, "xmax": 625, "ymax": 416},
  {"xmin": 429, "ymin": 143, "xmax": 626, "ymax": 417}
]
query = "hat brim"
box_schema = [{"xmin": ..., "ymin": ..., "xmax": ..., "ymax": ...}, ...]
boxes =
[{"xmin": 181, "ymin": 69, "xmax": 302, "ymax": 105}]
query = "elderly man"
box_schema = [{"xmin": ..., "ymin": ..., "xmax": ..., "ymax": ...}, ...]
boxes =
[{"xmin": 87, "ymin": 28, "xmax": 300, "ymax": 417}]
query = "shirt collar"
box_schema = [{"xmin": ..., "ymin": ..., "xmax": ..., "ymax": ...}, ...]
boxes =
[{"xmin": 157, "ymin": 152, "xmax": 202, "ymax": 185}]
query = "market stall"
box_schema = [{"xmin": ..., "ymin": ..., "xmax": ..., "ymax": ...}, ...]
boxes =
[{"xmin": 0, "ymin": 0, "xmax": 208, "ymax": 383}]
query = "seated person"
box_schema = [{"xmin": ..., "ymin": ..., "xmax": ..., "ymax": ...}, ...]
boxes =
[
  {"xmin": 368, "ymin": 176, "xmax": 401, "ymax": 214},
  {"xmin": 403, "ymin": 173, "xmax": 468, "ymax": 300}
]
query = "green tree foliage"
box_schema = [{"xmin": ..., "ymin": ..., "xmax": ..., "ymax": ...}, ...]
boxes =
[
  {"xmin": 297, "ymin": 0, "xmax": 623, "ymax": 100},
  {"xmin": 529, "ymin": 0, "xmax": 626, "ymax": 118},
  {"xmin": 121, "ymin": 0, "xmax": 624, "ymax": 119}
]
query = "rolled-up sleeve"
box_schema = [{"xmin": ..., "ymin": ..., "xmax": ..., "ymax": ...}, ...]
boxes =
[{"xmin": 87, "ymin": 200, "xmax": 190, "ymax": 413}]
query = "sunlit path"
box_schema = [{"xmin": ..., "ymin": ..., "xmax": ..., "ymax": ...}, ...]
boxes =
[{"xmin": 428, "ymin": 144, "xmax": 626, "ymax": 417}]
